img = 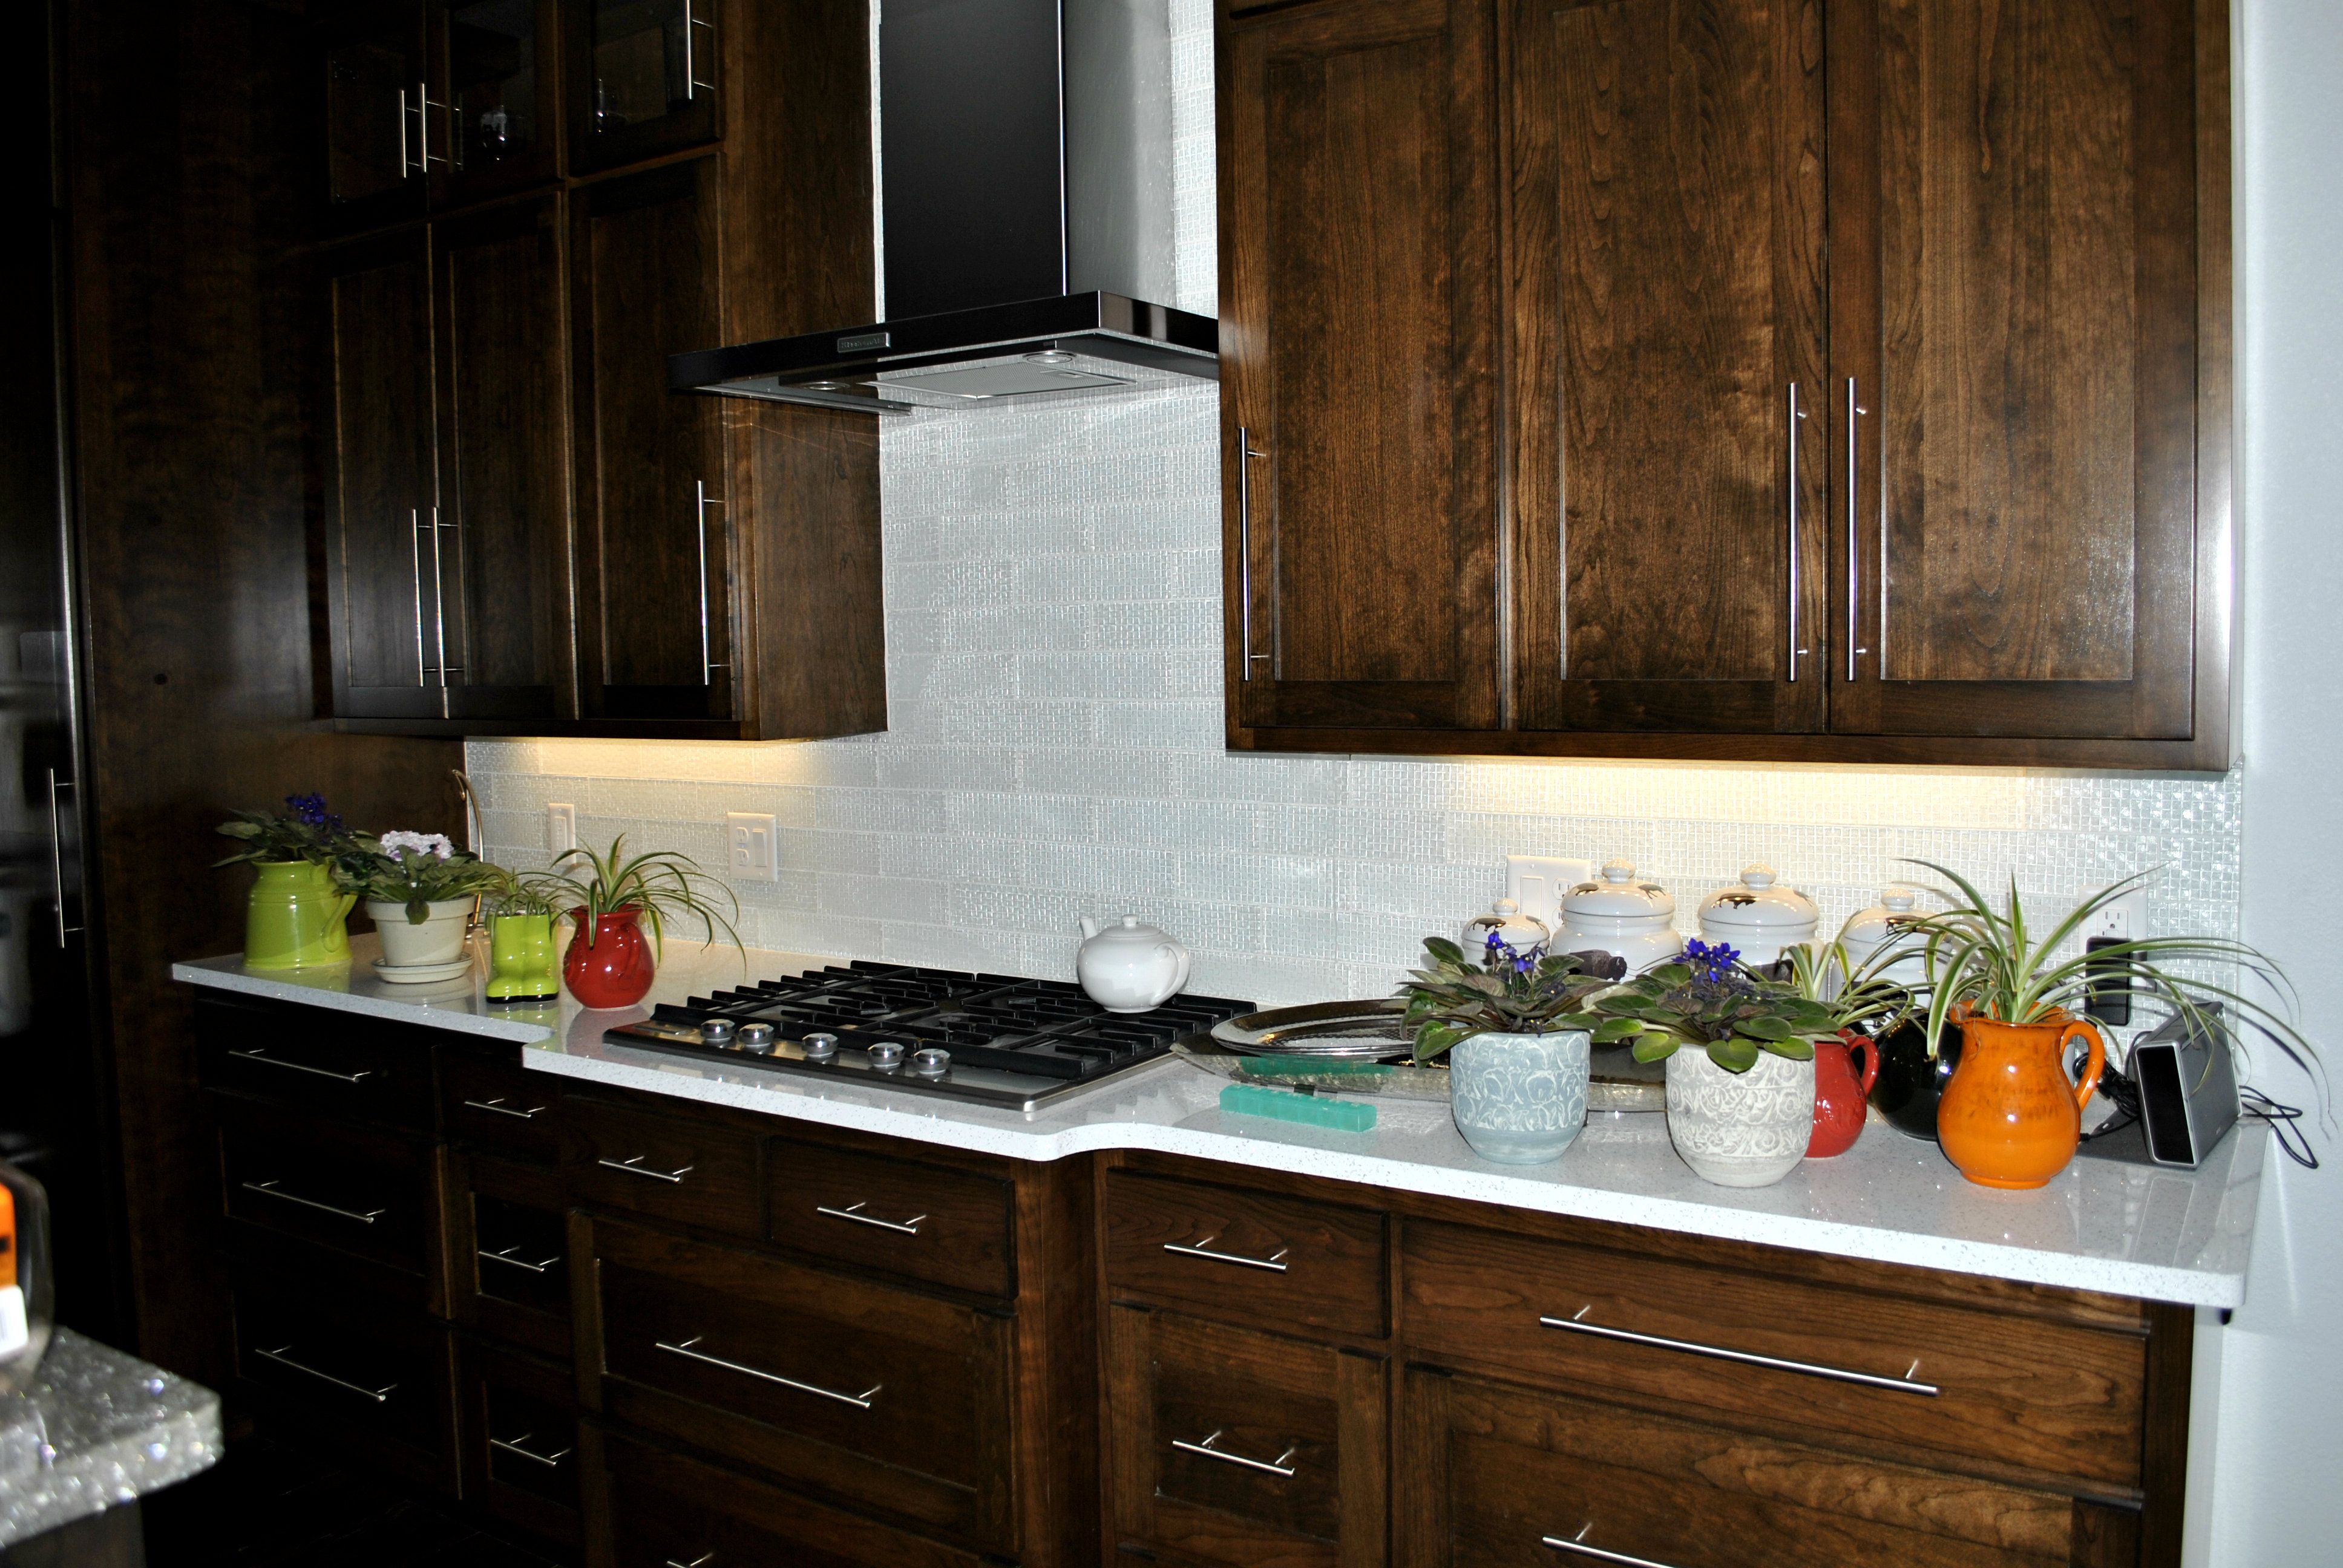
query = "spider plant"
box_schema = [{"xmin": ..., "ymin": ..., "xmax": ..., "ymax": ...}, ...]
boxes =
[
  {"xmin": 529, "ymin": 834, "xmax": 742, "ymax": 956},
  {"xmin": 1904, "ymin": 860, "xmax": 2322, "ymax": 1090},
  {"xmin": 1783, "ymin": 938, "xmax": 1917, "ymax": 1038}
]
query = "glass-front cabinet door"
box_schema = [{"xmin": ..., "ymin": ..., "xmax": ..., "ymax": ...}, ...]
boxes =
[
  {"xmin": 431, "ymin": 0, "xmax": 561, "ymax": 204},
  {"xmin": 318, "ymin": 4, "xmax": 430, "ymax": 235},
  {"xmin": 568, "ymin": 0, "xmax": 720, "ymax": 174}
]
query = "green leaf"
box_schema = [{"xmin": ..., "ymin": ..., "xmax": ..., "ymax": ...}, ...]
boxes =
[
  {"xmin": 1414, "ymin": 1019, "xmax": 1469, "ymax": 1064},
  {"xmin": 1592, "ymin": 1018, "xmax": 1645, "ymax": 1045},
  {"xmin": 1422, "ymin": 936, "xmax": 1467, "ymax": 967},
  {"xmin": 1761, "ymin": 1036, "xmax": 1815, "ymax": 1061},
  {"xmin": 1737, "ymin": 1016, "xmax": 1794, "ymax": 1042},
  {"xmin": 1630, "ymin": 1036, "xmax": 1680, "ymax": 1064},
  {"xmin": 1707, "ymin": 1038, "xmax": 1761, "ymax": 1073}
]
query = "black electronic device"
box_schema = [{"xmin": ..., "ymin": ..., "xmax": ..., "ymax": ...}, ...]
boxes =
[{"xmin": 2078, "ymin": 1006, "xmax": 2241, "ymax": 1169}]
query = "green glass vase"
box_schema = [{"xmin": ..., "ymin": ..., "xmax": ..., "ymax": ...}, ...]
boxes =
[
  {"xmin": 487, "ymin": 912, "xmax": 560, "ymax": 1001},
  {"xmin": 243, "ymin": 861, "xmax": 355, "ymax": 970}
]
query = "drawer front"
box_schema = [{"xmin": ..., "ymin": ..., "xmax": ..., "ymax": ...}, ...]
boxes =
[
  {"xmin": 564, "ymin": 1096, "xmax": 761, "ymax": 1237},
  {"xmin": 229, "ymin": 1262, "xmax": 457, "ymax": 1494},
  {"xmin": 459, "ymin": 1339, "xmax": 581, "ymax": 1547},
  {"xmin": 215, "ymin": 1094, "xmax": 438, "ymax": 1277},
  {"xmin": 594, "ymin": 1425, "xmax": 987, "ymax": 1568},
  {"xmin": 1106, "ymin": 1170, "xmax": 1388, "ymax": 1339},
  {"xmin": 1110, "ymin": 1306, "xmax": 1387, "ymax": 1568},
  {"xmin": 196, "ymin": 995, "xmax": 433, "ymax": 1129},
  {"xmin": 768, "ymin": 1138, "xmax": 1015, "ymax": 1298},
  {"xmin": 450, "ymin": 1150, "xmax": 571, "ymax": 1359},
  {"xmin": 585, "ymin": 1218, "xmax": 1017, "ymax": 1550},
  {"xmin": 1400, "ymin": 1369, "xmax": 2097, "ymax": 1568},
  {"xmin": 1400, "ymin": 1221, "xmax": 2147, "ymax": 1488},
  {"xmin": 441, "ymin": 1051, "xmax": 562, "ymax": 1161}
]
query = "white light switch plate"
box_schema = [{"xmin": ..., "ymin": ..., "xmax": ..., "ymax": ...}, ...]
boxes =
[
  {"xmin": 726, "ymin": 811, "xmax": 779, "ymax": 881},
  {"xmin": 546, "ymin": 802, "xmax": 576, "ymax": 854},
  {"xmin": 1507, "ymin": 855, "xmax": 1593, "ymax": 928}
]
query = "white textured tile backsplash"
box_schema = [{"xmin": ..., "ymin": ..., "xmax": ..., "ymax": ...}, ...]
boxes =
[{"xmin": 464, "ymin": 0, "xmax": 2241, "ymax": 1007}]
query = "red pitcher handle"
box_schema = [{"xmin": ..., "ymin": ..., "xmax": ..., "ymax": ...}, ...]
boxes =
[
  {"xmin": 2059, "ymin": 1019, "xmax": 2106, "ymax": 1111},
  {"xmin": 1851, "ymin": 1034, "xmax": 1881, "ymax": 1097}
]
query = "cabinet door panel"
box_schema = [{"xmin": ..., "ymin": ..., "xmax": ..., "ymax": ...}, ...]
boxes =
[
  {"xmin": 321, "ymin": 232, "xmax": 442, "ymax": 720},
  {"xmin": 432, "ymin": 0, "xmax": 561, "ymax": 207},
  {"xmin": 572, "ymin": 157, "xmax": 738, "ymax": 722},
  {"xmin": 319, "ymin": 4, "xmax": 430, "ymax": 237},
  {"xmin": 1829, "ymin": 0, "xmax": 2205, "ymax": 740},
  {"xmin": 1221, "ymin": 0, "xmax": 1499, "ymax": 733},
  {"xmin": 567, "ymin": 0, "xmax": 722, "ymax": 175},
  {"xmin": 1513, "ymin": 0, "xmax": 1827, "ymax": 733},
  {"xmin": 434, "ymin": 197, "xmax": 572, "ymax": 721}
]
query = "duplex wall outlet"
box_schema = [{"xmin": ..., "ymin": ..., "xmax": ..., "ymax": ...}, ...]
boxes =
[
  {"xmin": 546, "ymin": 802, "xmax": 576, "ymax": 854},
  {"xmin": 2078, "ymin": 884, "xmax": 2148, "ymax": 1025},
  {"xmin": 726, "ymin": 811, "xmax": 779, "ymax": 881},
  {"xmin": 1506, "ymin": 855, "xmax": 1594, "ymax": 928},
  {"xmin": 2076, "ymin": 886, "xmax": 2149, "ymax": 948}
]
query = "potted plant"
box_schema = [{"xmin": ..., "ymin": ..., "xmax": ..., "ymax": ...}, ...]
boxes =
[
  {"xmin": 531, "ymin": 835, "xmax": 743, "ymax": 1009},
  {"xmin": 1401, "ymin": 933, "xmax": 1616, "ymax": 1164},
  {"xmin": 1782, "ymin": 939, "xmax": 1915, "ymax": 1158},
  {"xmin": 338, "ymin": 831, "xmax": 500, "ymax": 970},
  {"xmin": 1908, "ymin": 862, "xmax": 2318, "ymax": 1190},
  {"xmin": 1588, "ymin": 940, "xmax": 1843, "ymax": 1187},
  {"xmin": 214, "ymin": 794, "xmax": 368, "ymax": 970},
  {"xmin": 476, "ymin": 868, "xmax": 561, "ymax": 1002}
]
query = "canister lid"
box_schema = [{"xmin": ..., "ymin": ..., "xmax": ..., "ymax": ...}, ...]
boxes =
[
  {"xmin": 1696, "ymin": 864, "xmax": 1821, "ymax": 932},
  {"xmin": 1561, "ymin": 860, "xmax": 1677, "ymax": 920},
  {"xmin": 1841, "ymin": 885, "xmax": 1927, "ymax": 953}
]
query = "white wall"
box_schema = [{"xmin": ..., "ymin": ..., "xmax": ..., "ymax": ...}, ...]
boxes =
[{"xmin": 2203, "ymin": 1, "xmax": 2343, "ymax": 1560}]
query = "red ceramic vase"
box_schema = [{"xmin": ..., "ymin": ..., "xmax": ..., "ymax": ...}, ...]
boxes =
[
  {"xmin": 563, "ymin": 906, "xmax": 656, "ymax": 1009},
  {"xmin": 1806, "ymin": 1028, "xmax": 1883, "ymax": 1158}
]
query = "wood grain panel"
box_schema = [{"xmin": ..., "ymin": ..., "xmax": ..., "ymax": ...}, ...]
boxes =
[
  {"xmin": 1512, "ymin": 0, "xmax": 1827, "ymax": 733},
  {"xmin": 563, "ymin": 1093, "xmax": 762, "ymax": 1237},
  {"xmin": 1105, "ymin": 1169, "xmax": 1388, "ymax": 1339},
  {"xmin": 767, "ymin": 1137, "xmax": 1015, "ymax": 1298}
]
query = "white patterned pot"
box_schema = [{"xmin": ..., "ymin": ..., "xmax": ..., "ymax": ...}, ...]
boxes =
[
  {"xmin": 1664, "ymin": 1046, "xmax": 1815, "ymax": 1187},
  {"xmin": 367, "ymin": 898, "xmax": 474, "ymax": 967},
  {"xmin": 1449, "ymin": 1030, "xmax": 1591, "ymax": 1165}
]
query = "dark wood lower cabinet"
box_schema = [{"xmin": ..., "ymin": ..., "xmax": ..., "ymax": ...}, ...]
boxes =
[{"xmin": 458, "ymin": 1336, "xmax": 584, "ymax": 1549}]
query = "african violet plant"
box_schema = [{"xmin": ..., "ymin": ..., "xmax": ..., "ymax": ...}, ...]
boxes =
[
  {"xmin": 339, "ymin": 831, "xmax": 503, "ymax": 925},
  {"xmin": 214, "ymin": 793, "xmax": 370, "ymax": 871},
  {"xmin": 1400, "ymin": 932, "xmax": 1619, "ymax": 1065},
  {"xmin": 1587, "ymin": 939, "xmax": 1845, "ymax": 1074}
]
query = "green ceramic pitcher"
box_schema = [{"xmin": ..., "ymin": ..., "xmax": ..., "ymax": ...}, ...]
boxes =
[
  {"xmin": 243, "ymin": 860, "xmax": 355, "ymax": 970},
  {"xmin": 486, "ymin": 911, "xmax": 560, "ymax": 1001}
]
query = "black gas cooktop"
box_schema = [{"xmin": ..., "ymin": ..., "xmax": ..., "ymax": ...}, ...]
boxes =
[{"xmin": 602, "ymin": 961, "xmax": 1254, "ymax": 1111}]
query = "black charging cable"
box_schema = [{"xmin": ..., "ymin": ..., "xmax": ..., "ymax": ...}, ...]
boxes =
[{"xmin": 2241, "ymin": 1086, "xmax": 2319, "ymax": 1171}]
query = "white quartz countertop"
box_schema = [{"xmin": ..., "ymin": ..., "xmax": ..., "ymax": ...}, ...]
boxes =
[
  {"xmin": 0, "ymin": 1328, "xmax": 222, "ymax": 1548},
  {"xmin": 174, "ymin": 938, "xmax": 2266, "ymax": 1308}
]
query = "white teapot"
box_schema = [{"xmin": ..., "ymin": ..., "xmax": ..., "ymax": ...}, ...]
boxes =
[{"xmin": 1077, "ymin": 915, "xmax": 1193, "ymax": 1013}]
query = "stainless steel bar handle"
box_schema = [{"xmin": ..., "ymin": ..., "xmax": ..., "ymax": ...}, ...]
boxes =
[
  {"xmin": 683, "ymin": 0, "xmax": 716, "ymax": 97},
  {"xmin": 411, "ymin": 508, "xmax": 428, "ymax": 684},
  {"xmin": 461, "ymin": 1096, "xmax": 545, "ymax": 1120},
  {"xmin": 1236, "ymin": 427, "xmax": 1268, "ymax": 680},
  {"xmin": 243, "ymin": 1179, "xmax": 387, "ymax": 1227},
  {"xmin": 1539, "ymin": 1310, "xmax": 1939, "ymax": 1396},
  {"xmin": 654, "ymin": 1336, "xmax": 879, "ymax": 1410},
  {"xmin": 1541, "ymin": 1527, "xmax": 1680, "ymax": 1568},
  {"xmin": 1786, "ymin": 384, "xmax": 1807, "ymax": 681},
  {"xmin": 1171, "ymin": 1429, "xmax": 1298, "ymax": 1478},
  {"xmin": 428, "ymin": 506, "xmax": 449, "ymax": 688},
  {"xmin": 436, "ymin": 509, "xmax": 465, "ymax": 679},
  {"xmin": 665, "ymin": 1555, "xmax": 716, "ymax": 1568},
  {"xmin": 398, "ymin": 87, "xmax": 417, "ymax": 177},
  {"xmin": 417, "ymin": 82, "xmax": 450, "ymax": 168},
  {"xmin": 258, "ymin": 1345, "xmax": 395, "ymax": 1403},
  {"xmin": 45, "ymin": 771, "xmax": 79, "ymax": 946},
  {"xmin": 228, "ymin": 1047, "xmax": 378, "ymax": 1085},
  {"xmin": 478, "ymin": 1246, "xmax": 559, "ymax": 1275},
  {"xmin": 694, "ymin": 482, "xmax": 729, "ymax": 685},
  {"xmin": 1876, "ymin": 381, "xmax": 1890, "ymax": 673},
  {"xmin": 815, "ymin": 1200, "xmax": 926, "ymax": 1236},
  {"xmin": 1163, "ymin": 1235, "xmax": 1289, "ymax": 1273},
  {"xmin": 1846, "ymin": 377, "xmax": 1867, "ymax": 681},
  {"xmin": 488, "ymin": 1433, "xmax": 572, "ymax": 1468},
  {"xmin": 598, "ymin": 1155, "xmax": 693, "ymax": 1184}
]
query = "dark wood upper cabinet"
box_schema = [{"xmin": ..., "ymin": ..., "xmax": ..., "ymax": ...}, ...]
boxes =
[
  {"xmin": 1219, "ymin": 0, "xmax": 1501, "ymax": 736},
  {"xmin": 320, "ymin": 231, "xmax": 443, "ymax": 721},
  {"xmin": 433, "ymin": 197, "xmax": 573, "ymax": 722},
  {"xmin": 431, "ymin": 0, "xmax": 563, "ymax": 206},
  {"xmin": 318, "ymin": 4, "xmax": 431, "ymax": 237},
  {"xmin": 567, "ymin": 0, "xmax": 721, "ymax": 175},
  {"xmin": 1825, "ymin": 0, "xmax": 2219, "ymax": 753},
  {"xmin": 1511, "ymin": 0, "xmax": 1827, "ymax": 736}
]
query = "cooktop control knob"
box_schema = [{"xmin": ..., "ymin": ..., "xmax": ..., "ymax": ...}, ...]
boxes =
[
  {"xmin": 909, "ymin": 1047, "xmax": 951, "ymax": 1077},
  {"xmin": 800, "ymin": 1032, "xmax": 839, "ymax": 1062},
  {"xmin": 866, "ymin": 1040, "xmax": 906, "ymax": 1068},
  {"xmin": 700, "ymin": 1019, "xmax": 736, "ymax": 1047},
  {"xmin": 737, "ymin": 1022, "xmax": 776, "ymax": 1054}
]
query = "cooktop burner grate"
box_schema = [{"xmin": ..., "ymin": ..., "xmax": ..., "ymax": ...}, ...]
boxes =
[{"xmin": 600, "ymin": 961, "xmax": 1254, "ymax": 1110}]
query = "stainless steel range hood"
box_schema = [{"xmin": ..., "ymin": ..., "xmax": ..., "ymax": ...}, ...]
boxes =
[{"xmin": 669, "ymin": 0, "xmax": 1215, "ymax": 414}]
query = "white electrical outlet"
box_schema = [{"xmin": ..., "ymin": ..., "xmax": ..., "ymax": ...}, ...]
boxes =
[
  {"xmin": 546, "ymin": 802, "xmax": 576, "ymax": 854},
  {"xmin": 1506, "ymin": 855, "xmax": 1593, "ymax": 928},
  {"xmin": 726, "ymin": 811, "xmax": 779, "ymax": 881},
  {"xmin": 2076, "ymin": 885, "xmax": 2148, "ymax": 949}
]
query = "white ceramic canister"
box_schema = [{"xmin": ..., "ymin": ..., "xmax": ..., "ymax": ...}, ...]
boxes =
[
  {"xmin": 1556, "ymin": 860, "xmax": 1681, "ymax": 973},
  {"xmin": 1839, "ymin": 885, "xmax": 1931, "ymax": 986},
  {"xmin": 1695, "ymin": 864, "xmax": 1820, "ymax": 969},
  {"xmin": 1460, "ymin": 898, "xmax": 1551, "ymax": 961}
]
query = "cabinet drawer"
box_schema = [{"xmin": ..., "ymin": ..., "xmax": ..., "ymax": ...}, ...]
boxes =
[
  {"xmin": 1400, "ymin": 1368, "xmax": 2105, "ymax": 1568},
  {"xmin": 583, "ymin": 1218, "xmax": 1017, "ymax": 1551},
  {"xmin": 1400, "ymin": 1221, "xmax": 2147, "ymax": 1488},
  {"xmin": 564, "ymin": 1096, "xmax": 761, "ymax": 1237},
  {"xmin": 229, "ymin": 1261, "xmax": 457, "ymax": 1495},
  {"xmin": 195, "ymin": 995, "xmax": 433, "ymax": 1129},
  {"xmin": 767, "ymin": 1138, "xmax": 1014, "ymax": 1298},
  {"xmin": 449, "ymin": 1149, "xmax": 571, "ymax": 1359},
  {"xmin": 441, "ymin": 1052, "xmax": 561, "ymax": 1161},
  {"xmin": 1110, "ymin": 1307, "xmax": 1387, "ymax": 1568},
  {"xmin": 458, "ymin": 1338, "xmax": 581, "ymax": 1549},
  {"xmin": 1106, "ymin": 1170, "xmax": 1388, "ymax": 1339},
  {"xmin": 214, "ymin": 1093, "xmax": 439, "ymax": 1279},
  {"xmin": 592, "ymin": 1425, "xmax": 987, "ymax": 1568}
]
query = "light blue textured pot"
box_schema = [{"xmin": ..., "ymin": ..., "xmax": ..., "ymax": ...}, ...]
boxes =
[{"xmin": 1449, "ymin": 1030, "xmax": 1592, "ymax": 1165}]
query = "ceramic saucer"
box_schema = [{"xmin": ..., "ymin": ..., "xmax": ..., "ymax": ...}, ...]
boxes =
[{"xmin": 372, "ymin": 955, "xmax": 477, "ymax": 985}]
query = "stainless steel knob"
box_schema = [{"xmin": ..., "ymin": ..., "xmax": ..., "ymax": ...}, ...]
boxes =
[
  {"xmin": 865, "ymin": 1040, "xmax": 905, "ymax": 1068},
  {"xmin": 738, "ymin": 1022, "xmax": 775, "ymax": 1054},
  {"xmin": 700, "ymin": 1019, "xmax": 736, "ymax": 1047},
  {"xmin": 801, "ymin": 1032, "xmax": 838, "ymax": 1062},
  {"xmin": 909, "ymin": 1047, "xmax": 951, "ymax": 1077}
]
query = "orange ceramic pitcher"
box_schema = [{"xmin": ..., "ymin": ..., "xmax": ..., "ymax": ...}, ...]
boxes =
[{"xmin": 1936, "ymin": 1012, "xmax": 2106, "ymax": 1189}]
